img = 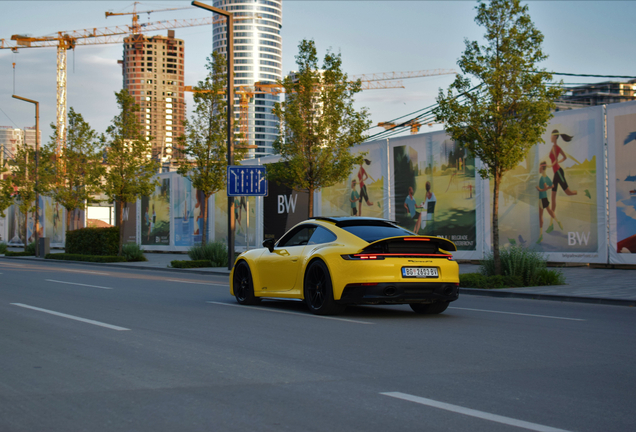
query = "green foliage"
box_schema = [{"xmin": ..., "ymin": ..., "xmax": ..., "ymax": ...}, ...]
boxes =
[
  {"xmin": 460, "ymin": 272, "xmax": 523, "ymax": 288},
  {"xmin": 170, "ymin": 259, "xmax": 214, "ymax": 268},
  {"xmin": 270, "ymin": 39, "xmax": 371, "ymax": 217},
  {"xmin": 65, "ymin": 227, "xmax": 119, "ymax": 256},
  {"xmin": 177, "ymin": 52, "xmax": 245, "ymax": 245},
  {"xmin": 188, "ymin": 241, "xmax": 228, "ymax": 267},
  {"xmin": 5, "ymin": 250, "xmax": 35, "ymax": 257},
  {"xmin": 0, "ymin": 141, "xmax": 55, "ymax": 250},
  {"xmin": 45, "ymin": 253, "xmax": 127, "ymax": 263},
  {"xmin": 479, "ymin": 245, "xmax": 565, "ymax": 286},
  {"xmin": 121, "ymin": 243, "xmax": 147, "ymax": 262},
  {"xmin": 0, "ymin": 242, "xmax": 7, "ymax": 254},
  {"xmin": 46, "ymin": 107, "xmax": 105, "ymax": 231},
  {"xmin": 534, "ymin": 268, "xmax": 566, "ymax": 286},
  {"xmin": 435, "ymin": 0, "xmax": 564, "ymax": 274},
  {"xmin": 26, "ymin": 241, "xmax": 36, "ymax": 255},
  {"xmin": 102, "ymin": 89, "xmax": 160, "ymax": 255}
]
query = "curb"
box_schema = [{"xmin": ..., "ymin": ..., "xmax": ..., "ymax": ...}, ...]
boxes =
[
  {"xmin": 0, "ymin": 256, "xmax": 232, "ymax": 276},
  {"xmin": 459, "ymin": 287, "xmax": 636, "ymax": 307}
]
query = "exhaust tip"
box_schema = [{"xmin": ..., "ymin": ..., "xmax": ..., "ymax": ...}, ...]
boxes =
[
  {"xmin": 384, "ymin": 286, "xmax": 397, "ymax": 296},
  {"xmin": 444, "ymin": 285, "xmax": 455, "ymax": 296}
]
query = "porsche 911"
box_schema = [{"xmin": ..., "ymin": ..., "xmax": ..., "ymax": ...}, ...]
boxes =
[{"xmin": 230, "ymin": 217, "xmax": 459, "ymax": 315}]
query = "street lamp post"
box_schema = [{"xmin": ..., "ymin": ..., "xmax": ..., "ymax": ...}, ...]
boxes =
[
  {"xmin": 12, "ymin": 95, "xmax": 40, "ymax": 258},
  {"xmin": 191, "ymin": 0, "xmax": 236, "ymax": 270}
]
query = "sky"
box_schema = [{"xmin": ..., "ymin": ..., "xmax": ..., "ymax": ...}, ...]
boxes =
[{"xmin": 1, "ymin": 0, "xmax": 635, "ymax": 143}]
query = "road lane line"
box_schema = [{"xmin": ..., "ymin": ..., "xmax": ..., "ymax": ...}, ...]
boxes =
[
  {"xmin": 62, "ymin": 269, "xmax": 110, "ymax": 276},
  {"xmin": 206, "ymin": 301, "xmax": 373, "ymax": 325},
  {"xmin": 381, "ymin": 392, "xmax": 572, "ymax": 432},
  {"xmin": 11, "ymin": 303, "xmax": 130, "ymax": 331},
  {"xmin": 449, "ymin": 307, "xmax": 585, "ymax": 321},
  {"xmin": 45, "ymin": 279, "xmax": 113, "ymax": 290},
  {"xmin": 166, "ymin": 279, "xmax": 228, "ymax": 286}
]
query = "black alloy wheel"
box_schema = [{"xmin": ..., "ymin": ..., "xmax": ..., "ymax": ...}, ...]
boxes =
[
  {"xmin": 233, "ymin": 261, "xmax": 261, "ymax": 305},
  {"xmin": 304, "ymin": 260, "xmax": 345, "ymax": 316}
]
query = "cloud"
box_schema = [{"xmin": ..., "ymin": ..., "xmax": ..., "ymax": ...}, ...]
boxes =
[{"xmin": 617, "ymin": 200, "xmax": 636, "ymax": 221}]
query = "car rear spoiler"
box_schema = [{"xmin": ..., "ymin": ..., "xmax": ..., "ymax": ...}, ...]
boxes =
[{"xmin": 359, "ymin": 236, "xmax": 457, "ymax": 255}]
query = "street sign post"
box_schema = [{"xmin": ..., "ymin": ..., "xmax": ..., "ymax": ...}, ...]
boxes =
[{"xmin": 227, "ymin": 166, "xmax": 268, "ymax": 197}]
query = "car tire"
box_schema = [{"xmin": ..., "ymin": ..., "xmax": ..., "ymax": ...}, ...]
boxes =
[
  {"xmin": 304, "ymin": 260, "xmax": 345, "ymax": 316},
  {"xmin": 409, "ymin": 301, "xmax": 450, "ymax": 315},
  {"xmin": 233, "ymin": 261, "xmax": 261, "ymax": 305}
]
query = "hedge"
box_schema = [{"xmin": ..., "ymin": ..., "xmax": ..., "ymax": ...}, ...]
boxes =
[
  {"xmin": 4, "ymin": 251, "xmax": 35, "ymax": 257},
  {"xmin": 170, "ymin": 260, "xmax": 214, "ymax": 268},
  {"xmin": 66, "ymin": 227, "xmax": 119, "ymax": 256},
  {"xmin": 45, "ymin": 253, "xmax": 127, "ymax": 263}
]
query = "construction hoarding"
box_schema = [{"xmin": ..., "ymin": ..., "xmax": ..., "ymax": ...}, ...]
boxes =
[
  {"xmin": 608, "ymin": 101, "xmax": 636, "ymax": 264},
  {"xmin": 489, "ymin": 106, "xmax": 607, "ymax": 263}
]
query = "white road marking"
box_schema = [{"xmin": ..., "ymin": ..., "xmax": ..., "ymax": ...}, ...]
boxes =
[
  {"xmin": 206, "ymin": 301, "xmax": 373, "ymax": 325},
  {"xmin": 0, "ymin": 262, "xmax": 26, "ymax": 267},
  {"xmin": 62, "ymin": 269, "xmax": 110, "ymax": 276},
  {"xmin": 11, "ymin": 303, "xmax": 130, "ymax": 331},
  {"xmin": 449, "ymin": 307, "xmax": 585, "ymax": 321},
  {"xmin": 166, "ymin": 279, "xmax": 228, "ymax": 286},
  {"xmin": 381, "ymin": 392, "xmax": 572, "ymax": 432},
  {"xmin": 46, "ymin": 279, "xmax": 113, "ymax": 290}
]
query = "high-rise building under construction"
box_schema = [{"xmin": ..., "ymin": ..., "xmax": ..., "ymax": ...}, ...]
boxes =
[
  {"xmin": 120, "ymin": 30, "xmax": 185, "ymax": 164},
  {"xmin": 212, "ymin": 0, "xmax": 282, "ymax": 157}
]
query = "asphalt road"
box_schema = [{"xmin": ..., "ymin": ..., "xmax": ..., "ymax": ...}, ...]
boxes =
[{"xmin": 1, "ymin": 259, "xmax": 634, "ymax": 432}]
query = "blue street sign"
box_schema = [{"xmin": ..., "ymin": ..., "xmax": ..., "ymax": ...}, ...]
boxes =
[{"xmin": 227, "ymin": 166, "xmax": 268, "ymax": 197}]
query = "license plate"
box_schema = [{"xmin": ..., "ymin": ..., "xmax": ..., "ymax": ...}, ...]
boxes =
[{"xmin": 402, "ymin": 267, "xmax": 439, "ymax": 278}]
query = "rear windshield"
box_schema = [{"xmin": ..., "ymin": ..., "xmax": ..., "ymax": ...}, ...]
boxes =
[{"xmin": 340, "ymin": 224, "xmax": 414, "ymax": 243}]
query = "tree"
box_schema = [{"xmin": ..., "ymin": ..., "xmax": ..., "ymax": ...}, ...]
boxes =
[
  {"xmin": 270, "ymin": 39, "xmax": 371, "ymax": 217},
  {"xmin": 177, "ymin": 52, "xmax": 245, "ymax": 245},
  {"xmin": 0, "ymin": 142, "xmax": 54, "ymax": 250},
  {"xmin": 102, "ymin": 89, "xmax": 160, "ymax": 255},
  {"xmin": 0, "ymin": 160, "xmax": 12, "ymax": 218},
  {"xmin": 434, "ymin": 0, "xmax": 563, "ymax": 274},
  {"xmin": 46, "ymin": 107, "xmax": 105, "ymax": 232}
]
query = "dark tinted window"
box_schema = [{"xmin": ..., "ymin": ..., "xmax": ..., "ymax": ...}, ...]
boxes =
[
  {"xmin": 308, "ymin": 227, "xmax": 337, "ymax": 245},
  {"xmin": 340, "ymin": 224, "xmax": 413, "ymax": 243},
  {"xmin": 277, "ymin": 225, "xmax": 316, "ymax": 247}
]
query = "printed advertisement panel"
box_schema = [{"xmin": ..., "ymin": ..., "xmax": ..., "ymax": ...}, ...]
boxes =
[
  {"xmin": 6, "ymin": 205, "xmax": 25, "ymax": 245},
  {"xmin": 116, "ymin": 201, "xmax": 137, "ymax": 244},
  {"xmin": 608, "ymin": 101, "xmax": 636, "ymax": 264},
  {"xmin": 390, "ymin": 132, "xmax": 478, "ymax": 253},
  {"xmin": 492, "ymin": 106, "xmax": 606, "ymax": 262},
  {"xmin": 173, "ymin": 175, "xmax": 207, "ymax": 247},
  {"xmin": 141, "ymin": 177, "xmax": 171, "ymax": 246},
  {"xmin": 43, "ymin": 197, "xmax": 64, "ymax": 245},
  {"xmin": 319, "ymin": 141, "xmax": 387, "ymax": 219},
  {"xmin": 213, "ymin": 193, "xmax": 255, "ymax": 249},
  {"xmin": 262, "ymin": 162, "xmax": 310, "ymax": 241}
]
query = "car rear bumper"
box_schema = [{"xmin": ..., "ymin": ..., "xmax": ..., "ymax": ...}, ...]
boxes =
[{"xmin": 338, "ymin": 282, "xmax": 459, "ymax": 305}]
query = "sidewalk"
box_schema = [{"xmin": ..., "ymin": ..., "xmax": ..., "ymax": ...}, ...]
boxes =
[{"xmin": 2, "ymin": 248, "xmax": 635, "ymax": 306}]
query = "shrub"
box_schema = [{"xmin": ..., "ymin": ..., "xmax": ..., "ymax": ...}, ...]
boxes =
[
  {"xmin": 121, "ymin": 243, "xmax": 147, "ymax": 262},
  {"xmin": 45, "ymin": 253, "xmax": 126, "ymax": 263},
  {"xmin": 188, "ymin": 241, "xmax": 228, "ymax": 267},
  {"xmin": 459, "ymin": 272, "xmax": 523, "ymax": 289},
  {"xmin": 170, "ymin": 259, "xmax": 213, "ymax": 268},
  {"xmin": 0, "ymin": 242, "xmax": 7, "ymax": 254},
  {"xmin": 66, "ymin": 227, "xmax": 119, "ymax": 256},
  {"xmin": 534, "ymin": 268, "xmax": 566, "ymax": 286},
  {"xmin": 26, "ymin": 241, "xmax": 37, "ymax": 255},
  {"xmin": 5, "ymin": 250, "xmax": 35, "ymax": 257},
  {"xmin": 481, "ymin": 245, "xmax": 550, "ymax": 286}
]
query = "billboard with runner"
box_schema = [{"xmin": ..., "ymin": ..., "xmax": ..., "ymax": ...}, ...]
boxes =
[{"xmin": 490, "ymin": 106, "xmax": 607, "ymax": 262}]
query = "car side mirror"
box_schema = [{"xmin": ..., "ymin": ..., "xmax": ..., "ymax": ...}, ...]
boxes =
[{"xmin": 262, "ymin": 238, "xmax": 275, "ymax": 253}]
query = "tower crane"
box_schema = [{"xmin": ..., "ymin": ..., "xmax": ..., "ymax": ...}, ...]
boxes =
[{"xmin": 0, "ymin": 8, "xmax": 213, "ymax": 155}]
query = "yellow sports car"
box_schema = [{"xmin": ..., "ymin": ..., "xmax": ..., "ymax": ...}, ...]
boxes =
[{"xmin": 230, "ymin": 217, "xmax": 459, "ymax": 315}]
